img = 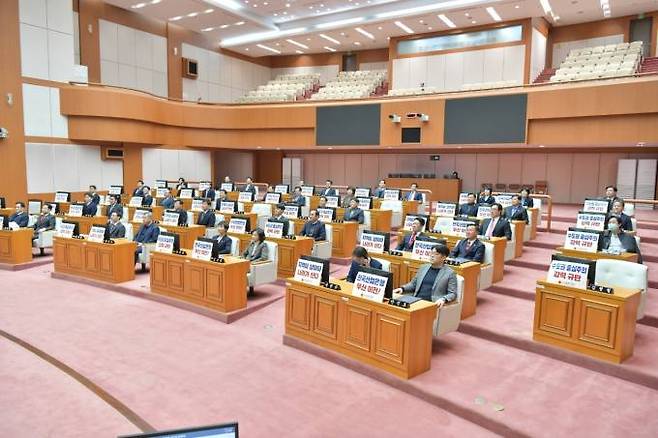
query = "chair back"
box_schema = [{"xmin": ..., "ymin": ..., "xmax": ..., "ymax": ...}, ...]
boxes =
[
  {"xmin": 482, "ymin": 241, "xmax": 494, "ymax": 264},
  {"xmin": 324, "ymin": 223, "xmax": 333, "ymax": 243},
  {"xmin": 595, "ymin": 259, "xmax": 647, "ymax": 291},
  {"xmin": 124, "ymin": 222, "xmax": 134, "ymax": 241},
  {"xmin": 251, "ymin": 203, "xmax": 272, "ymax": 217},
  {"xmin": 228, "ymin": 236, "xmax": 240, "ymax": 256},
  {"xmin": 372, "ymin": 257, "xmax": 391, "ymax": 272},
  {"xmin": 624, "ymin": 203, "xmax": 635, "ymax": 217},
  {"xmin": 264, "ymin": 241, "xmax": 278, "ymax": 262}
]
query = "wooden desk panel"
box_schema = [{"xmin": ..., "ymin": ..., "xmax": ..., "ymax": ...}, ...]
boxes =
[
  {"xmin": 367, "ymin": 209, "xmax": 392, "ymax": 232},
  {"xmin": 533, "ymin": 280, "xmax": 640, "ymax": 363},
  {"xmin": 0, "ymin": 208, "xmax": 14, "ymax": 216},
  {"xmin": 384, "ymin": 178, "xmax": 460, "ymax": 202},
  {"xmin": 555, "ymin": 247, "xmax": 639, "ymax": 263},
  {"xmin": 229, "ymin": 233, "xmax": 314, "ymax": 278},
  {"xmin": 528, "ymin": 208, "xmax": 539, "ymax": 240},
  {"xmin": 53, "ymin": 236, "xmax": 137, "ymax": 282},
  {"xmin": 62, "ymin": 215, "xmax": 108, "ymax": 235},
  {"xmin": 150, "ymin": 251, "xmax": 250, "ymax": 313},
  {"xmin": 0, "ymin": 229, "xmax": 33, "ymax": 264},
  {"xmin": 285, "ymin": 278, "xmax": 437, "ymax": 379},
  {"xmin": 511, "ymin": 221, "xmax": 526, "ymax": 258}
]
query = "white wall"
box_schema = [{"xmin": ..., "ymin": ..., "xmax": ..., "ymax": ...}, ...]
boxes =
[
  {"xmin": 181, "ymin": 43, "xmax": 271, "ymax": 103},
  {"xmin": 73, "ymin": 11, "xmax": 80, "ymax": 65},
  {"xmin": 530, "ymin": 28, "xmax": 547, "ymax": 82},
  {"xmin": 19, "ymin": 0, "xmax": 75, "ymax": 82},
  {"xmin": 99, "ymin": 19, "xmax": 168, "ymax": 97},
  {"xmin": 271, "ymin": 65, "xmax": 340, "ymax": 85},
  {"xmin": 551, "ymin": 34, "xmax": 624, "ymax": 67},
  {"xmin": 392, "ymin": 45, "xmax": 525, "ymax": 91},
  {"xmin": 359, "ymin": 61, "xmax": 388, "ymax": 71},
  {"xmin": 141, "ymin": 149, "xmax": 212, "ymax": 187},
  {"xmin": 22, "ymin": 84, "xmax": 68, "ymax": 138},
  {"xmin": 25, "ymin": 143, "xmax": 123, "ymax": 193}
]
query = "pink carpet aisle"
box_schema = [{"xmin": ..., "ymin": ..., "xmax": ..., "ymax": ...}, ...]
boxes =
[{"xmin": 1, "ymin": 204, "xmax": 657, "ymax": 437}]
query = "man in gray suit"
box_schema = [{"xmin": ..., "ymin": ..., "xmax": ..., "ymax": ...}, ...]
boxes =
[
  {"xmin": 392, "ymin": 244, "xmax": 457, "ymax": 308},
  {"xmin": 107, "ymin": 211, "xmax": 126, "ymax": 238}
]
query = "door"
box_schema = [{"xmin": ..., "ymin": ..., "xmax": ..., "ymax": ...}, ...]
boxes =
[
  {"xmin": 630, "ymin": 17, "xmax": 652, "ymax": 57},
  {"xmin": 342, "ymin": 53, "xmax": 357, "ymax": 72},
  {"xmin": 282, "ymin": 157, "xmax": 303, "ymax": 187}
]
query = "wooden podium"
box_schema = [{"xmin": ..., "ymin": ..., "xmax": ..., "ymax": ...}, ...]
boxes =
[
  {"xmin": 534, "ymin": 280, "xmax": 640, "ymax": 363},
  {"xmin": 228, "ymin": 233, "xmax": 314, "ymax": 278},
  {"xmin": 150, "ymin": 251, "xmax": 250, "ymax": 313},
  {"xmin": 367, "ymin": 209, "xmax": 392, "ymax": 232},
  {"xmin": 0, "ymin": 229, "xmax": 33, "ymax": 264},
  {"xmin": 285, "ymin": 278, "xmax": 437, "ymax": 379},
  {"xmin": 511, "ymin": 220, "xmax": 526, "ymax": 258},
  {"xmin": 53, "ymin": 236, "xmax": 137, "ymax": 282}
]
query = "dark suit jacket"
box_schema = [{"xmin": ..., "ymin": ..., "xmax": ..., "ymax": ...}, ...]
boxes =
[
  {"xmin": 479, "ymin": 217, "xmax": 512, "ymax": 240},
  {"xmin": 213, "ymin": 234, "xmax": 232, "ymax": 255},
  {"xmin": 32, "ymin": 214, "xmax": 56, "ymax": 231},
  {"xmin": 458, "ymin": 203, "xmax": 478, "ymax": 217},
  {"xmin": 196, "ymin": 210, "xmax": 216, "ymax": 227},
  {"xmin": 271, "ymin": 215, "xmax": 290, "ymax": 235},
  {"xmin": 132, "ymin": 187, "xmax": 143, "ymax": 196},
  {"xmin": 520, "ymin": 197, "xmax": 534, "ymax": 208},
  {"xmin": 174, "ymin": 208, "xmax": 188, "ymax": 226},
  {"xmin": 291, "ymin": 195, "xmax": 305, "ymax": 206},
  {"xmin": 450, "ymin": 238, "xmax": 485, "ymax": 263},
  {"xmin": 374, "ymin": 188, "xmax": 386, "ymax": 198},
  {"xmin": 90, "ymin": 193, "xmax": 101, "ymax": 205},
  {"xmin": 134, "ymin": 223, "xmax": 160, "ymax": 243},
  {"xmin": 478, "ymin": 195, "xmax": 495, "ymax": 205},
  {"xmin": 504, "ymin": 205, "xmax": 529, "ymax": 223},
  {"xmin": 243, "ymin": 184, "xmax": 257, "ymax": 194},
  {"xmin": 9, "ymin": 212, "xmax": 29, "ymax": 227},
  {"xmin": 343, "ymin": 207, "xmax": 364, "ymax": 224},
  {"xmin": 406, "ymin": 191, "xmax": 423, "ymax": 201},
  {"xmin": 242, "ymin": 241, "xmax": 268, "ymax": 262},
  {"xmin": 300, "ymin": 220, "xmax": 326, "ymax": 241},
  {"xmin": 142, "ymin": 195, "xmax": 154, "ymax": 207},
  {"xmin": 319, "ymin": 188, "xmax": 337, "ymax": 197},
  {"xmin": 396, "ymin": 232, "xmax": 424, "ymax": 251},
  {"xmin": 201, "ymin": 188, "xmax": 216, "ymax": 200},
  {"xmin": 107, "ymin": 221, "xmax": 126, "ymax": 238},
  {"xmin": 107, "ymin": 203, "xmax": 123, "ymax": 219},
  {"xmin": 601, "ymin": 231, "xmax": 642, "ymax": 263},
  {"xmin": 160, "ymin": 197, "xmax": 175, "ymax": 209},
  {"xmin": 82, "ymin": 202, "xmax": 98, "ymax": 216},
  {"xmin": 346, "ymin": 258, "xmax": 384, "ymax": 283}
]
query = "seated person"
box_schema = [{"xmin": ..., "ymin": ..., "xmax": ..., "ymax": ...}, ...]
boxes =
[
  {"xmin": 196, "ymin": 199, "xmax": 216, "ymax": 227},
  {"xmin": 317, "ymin": 196, "xmax": 328, "ymax": 208},
  {"xmin": 8, "ymin": 202, "xmax": 29, "ymax": 227},
  {"xmin": 133, "ymin": 212, "xmax": 160, "ymax": 262},
  {"xmin": 107, "ymin": 211, "xmax": 126, "ymax": 238},
  {"xmin": 271, "ymin": 204, "xmax": 290, "ymax": 235},
  {"xmin": 479, "ymin": 203, "xmax": 512, "ymax": 240},
  {"xmin": 346, "ymin": 246, "xmax": 383, "ymax": 283},
  {"xmin": 132, "ymin": 179, "xmax": 145, "ymax": 197},
  {"xmin": 82, "ymin": 192, "xmax": 98, "ymax": 216},
  {"xmin": 343, "ymin": 198, "xmax": 364, "ymax": 224},
  {"xmin": 217, "ymin": 189, "xmax": 228, "ymax": 203},
  {"xmin": 32, "ymin": 203, "xmax": 56, "ymax": 238},
  {"xmin": 243, "ymin": 177, "xmax": 257, "ymax": 194},
  {"xmin": 242, "ymin": 228, "xmax": 269, "ymax": 262},
  {"xmin": 211, "ymin": 221, "xmax": 232, "ymax": 255},
  {"xmin": 602, "ymin": 215, "xmax": 642, "ymax": 263},
  {"xmin": 141, "ymin": 186, "xmax": 154, "ymax": 207},
  {"xmin": 609, "ymin": 200, "xmax": 633, "ymax": 231},
  {"xmin": 519, "ymin": 188, "xmax": 534, "ymax": 208},
  {"xmin": 291, "ymin": 186, "xmax": 305, "ymax": 206},
  {"xmin": 458, "ymin": 193, "xmax": 478, "ymax": 217},
  {"xmin": 88, "ymin": 185, "xmax": 101, "ymax": 205},
  {"xmin": 449, "ymin": 224, "xmax": 485, "ymax": 263},
  {"xmin": 319, "ymin": 180, "xmax": 337, "ymax": 197},
  {"xmin": 300, "ymin": 210, "xmax": 326, "ymax": 241},
  {"xmin": 478, "ymin": 187, "xmax": 495, "ymax": 205},
  {"xmin": 504, "ymin": 195, "xmax": 529, "ymax": 223},
  {"xmin": 160, "ymin": 188, "xmax": 175, "ymax": 209},
  {"xmin": 172, "ymin": 199, "xmax": 188, "ymax": 226},
  {"xmin": 397, "ymin": 217, "xmax": 425, "ymax": 251},
  {"xmin": 374, "ymin": 179, "xmax": 386, "ymax": 198},
  {"xmin": 201, "ymin": 185, "xmax": 215, "ymax": 201},
  {"xmin": 342, "ymin": 187, "xmax": 356, "ymax": 208},
  {"xmin": 107, "ymin": 195, "xmax": 123, "ymax": 218},
  {"xmin": 175, "ymin": 177, "xmax": 188, "ymax": 191},
  {"xmin": 604, "ymin": 185, "xmax": 622, "ymax": 212},
  {"xmin": 405, "ymin": 183, "xmax": 423, "ymax": 201},
  {"xmin": 392, "ymin": 244, "xmax": 457, "ymax": 307}
]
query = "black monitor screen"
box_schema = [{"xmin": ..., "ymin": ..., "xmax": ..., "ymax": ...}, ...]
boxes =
[
  {"xmin": 160, "ymin": 231, "xmax": 180, "ymax": 252},
  {"xmin": 61, "ymin": 220, "xmax": 80, "ymax": 236},
  {"xmin": 300, "ymin": 255, "xmax": 330, "ymax": 283},
  {"xmin": 197, "ymin": 236, "xmax": 219, "ymax": 258},
  {"xmin": 416, "ymin": 235, "xmax": 447, "ymax": 246},
  {"xmin": 551, "ymin": 254, "xmax": 596, "ymax": 286},
  {"xmin": 401, "ymin": 127, "xmax": 421, "ymax": 143},
  {"xmin": 119, "ymin": 422, "xmax": 238, "ymax": 438},
  {"xmin": 355, "ymin": 265, "xmax": 394, "ymax": 299},
  {"xmin": 0, "ymin": 197, "xmax": 5, "ymax": 208},
  {"xmin": 0, "ymin": 215, "xmax": 8, "ymax": 228}
]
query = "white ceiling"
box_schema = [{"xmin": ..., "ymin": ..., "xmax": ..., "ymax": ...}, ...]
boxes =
[{"xmin": 105, "ymin": 0, "xmax": 658, "ymax": 56}]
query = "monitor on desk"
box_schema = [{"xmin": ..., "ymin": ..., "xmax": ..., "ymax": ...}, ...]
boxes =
[
  {"xmin": 0, "ymin": 215, "xmax": 8, "ymax": 229},
  {"xmin": 160, "ymin": 231, "xmax": 180, "ymax": 252},
  {"xmin": 196, "ymin": 236, "xmax": 220, "ymax": 258},
  {"xmin": 551, "ymin": 254, "xmax": 596, "ymax": 286},
  {"xmin": 300, "ymin": 255, "xmax": 330, "ymax": 283},
  {"xmin": 0, "ymin": 197, "xmax": 5, "ymax": 208},
  {"xmin": 119, "ymin": 422, "xmax": 238, "ymax": 438},
  {"xmin": 231, "ymin": 214, "xmax": 252, "ymax": 233},
  {"xmin": 355, "ymin": 265, "xmax": 394, "ymax": 299},
  {"xmin": 61, "ymin": 220, "xmax": 80, "ymax": 236}
]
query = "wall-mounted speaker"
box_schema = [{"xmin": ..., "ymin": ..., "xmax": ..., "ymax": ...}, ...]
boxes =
[{"xmin": 102, "ymin": 147, "xmax": 124, "ymax": 160}]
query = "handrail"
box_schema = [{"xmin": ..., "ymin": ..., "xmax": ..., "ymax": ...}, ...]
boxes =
[{"xmin": 493, "ymin": 192, "xmax": 553, "ymax": 232}]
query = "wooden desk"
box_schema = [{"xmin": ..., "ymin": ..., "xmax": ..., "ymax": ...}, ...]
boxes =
[
  {"xmin": 0, "ymin": 208, "xmax": 14, "ymax": 216},
  {"xmin": 150, "ymin": 251, "xmax": 250, "ymax": 313},
  {"xmin": 53, "ymin": 236, "xmax": 137, "ymax": 282},
  {"xmin": 511, "ymin": 221, "xmax": 526, "ymax": 258},
  {"xmin": 367, "ymin": 209, "xmax": 392, "ymax": 232},
  {"xmin": 62, "ymin": 215, "xmax": 108, "ymax": 235},
  {"xmin": 374, "ymin": 251, "xmax": 480, "ymax": 319},
  {"xmin": 0, "ymin": 229, "xmax": 33, "ymax": 264},
  {"xmin": 285, "ymin": 278, "xmax": 437, "ymax": 379},
  {"xmin": 534, "ymin": 280, "xmax": 640, "ymax": 363},
  {"xmin": 156, "ymin": 224, "xmax": 206, "ymax": 249},
  {"xmin": 528, "ymin": 208, "xmax": 539, "ymax": 240},
  {"xmin": 217, "ymin": 211, "xmax": 259, "ymax": 230},
  {"xmin": 384, "ymin": 178, "xmax": 460, "ymax": 202},
  {"xmin": 555, "ymin": 247, "xmax": 639, "ymax": 263},
  {"xmin": 374, "ymin": 199, "xmax": 422, "ymax": 219},
  {"xmin": 292, "ymin": 219, "xmax": 359, "ymax": 258},
  {"xmin": 127, "ymin": 205, "xmax": 164, "ymax": 221},
  {"xmin": 228, "ymin": 233, "xmax": 314, "ymax": 278}
]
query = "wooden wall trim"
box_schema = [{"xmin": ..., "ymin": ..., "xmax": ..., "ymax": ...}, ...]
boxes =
[{"xmin": 268, "ymin": 48, "xmax": 388, "ymax": 69}]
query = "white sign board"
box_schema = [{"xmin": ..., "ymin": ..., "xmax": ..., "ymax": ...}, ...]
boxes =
[
  {"xmin": 433, "ymin": 216, "xmax": 454, "ymax": 234},
  {"xmin": 68, "ymin": 204, "xmax": 83, "ymax": 217},
  {"xmin": 360, "ymin": 232, "xmax": 386, "ymax": 254},
  {"xmin": 583, "ymin": 199, "xmax": 609, "ymax": 213},
  {"xmin": 238, "ymin": 192, "xmax": 253, "ymax": 202},
  {"xmin": 191, "ymin": 199, "xmax": 204, "ymax": 211},
  {"xmin": 435, "ymin": 203, "xmax": 456, "ymax": 217},
  {"xmin": 564, "ymin": 230, "xmax": 600, "ymax": 254},
  {"xmin": 108, "ymin": 186, "xmax": 122, "ymax": 195},
  {"xmin": 403, "ymin": 215, "xmax": 426, "ymax": 231},
  {"xmin": 383, "ymin": 189, "xmax": 400, "ymax": 201},
  {"xmin": 451, "ymin": 220, "xmax": 473, "ymax": 237},
  {"xmin": 129, "ymin": 196, "xmax": 143, "ymax": 207},
  {"xmin": 265, "ymin": 221, "xmax": 284, "ymax": 238},
  {"xmin": 547, "ymin": 260, "xmax": 589, "ymax": 290},
  {"xmin": 265, "ymin": 193, "xmax": 281, "ymax": 204},
  {"xmin": 477, "ymin": 205, "xmax": 492, "ymax": 219},
  {"xmin": 412, "ymin": 239, "xmax": 435, "ymax": 261},
  {"xmin": 458, "ymin": 193, "xmax": 470, "ymax": 205},
  {"xmin": 155, "ymin": 180, "xmax": 168, "ymax": 188},
  {"xmin": 54, "ymin": 192, "xmax": 69, "ymax": 203},
  {"xmin": 132, "ymin": 209, "xmax": 149, "ymax": 222},
  {"xmin": 192, "ymin": 239, "xmax": 213, "ymax": 261},
  {"xmin": 156, "ymin": 188, "xmax": 168, "ymax": 198},
  {"xmin": 275, "ymin": 185, "xmax": 289, "ymax": 194},
  {"xmin": 219, "ymin": 201, "xmax": 236, "ymax": 214},
  {"xmin": 155, "ymin": 234, "xmax": 174, "ymax": 254},
  {"xmin": 88, "ymin": 226, "xmax": 106, "ymax": 242},
  {"xmin": 576, "ymin": 213, "xmax": 606, "ymax": 231},
  {"xmin": 162, "ymin": 211, "xmax": 180, "ymax": 226},
  {"xmin": 318, "ymin": 208, "xmax": 334, "ymax": 223},
  {"xmin": 301, "ymin": 186, "xmax": 315, "ymax": 196},
  {"xmin": 294, "ymin": 259, "xmax": 324, "ymax": 286},
  {"xmin": 355, "ymin": 188, "xmax": 370, "ymax": 198},
  {"xmin": 353, "ymin": 271, "xmax": 388, "ymax": 303},
  {"xmin": 179, "ymin": 188, "xmax": 193, "ymax": 199},
  {"xmin": 198, "ymin": 182, "xmax": 211, "ymax": 191},
  {"xmin": 495, "ymin": 195, "xmax": 513, "ymax": 208},
  {"xmin": 283, "ymin": 205, "xmax": 300, "ymax": 219},
  {"xmin": 220, "ymin": 182, "xmax": 234, "ymax": 192},
  {"xmin": 325, "ymin": 196, "xmax": 339, "ymax": 208},
  {"xmin": 357, "ymin": 198, "xmax": 371, "ymax": 210},
  {"xmin": 228, "ymin": 218, "xmax": 247, "ymax": 234},
  {"xmin": 57, "ymin": 222, "xmax": 76, "ymax": 238}
]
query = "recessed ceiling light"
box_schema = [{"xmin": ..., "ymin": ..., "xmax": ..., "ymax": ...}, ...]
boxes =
[
  {"xmin": 419, "ymin": 19, "xmax": 424, "ymax": 24},
  {"xmin": 324, "ymin": 46, "xmax": 336, "ymax": 52},
  {"xmin": 204, "ymin": 8, "xmax": 214, "ymax": 13},
  {"xmin": 257, "ymin": 43, "xmax": 281, "ymax": 54},
  {"xmin": 307, "ymin": 38, "xmax": 311, "ymax": 41},
  {"xmin": 355, "ymin": 27, "xmax": 375, "ymax": 40},
  {"xmin": 377, "ymin": 26, "xmax": 382, "ymax": 30},
  {"xmin": 187, "ymin": 12, "xmax": 198, "ymax": 17},
  {"xmin": 394, "ymin": 21, "xmax": 414, "ymax": 34},
  {"xmin": 245, "ymin": 48, "xmax": 249, "ymax": 51},
  {"xmin": 515, "ymin": 4, "xmax": 520, "ymax": 8},
  {"xmin": 150, "ymin": 0, "xmax": 161, "ymax": 4},
  {"xmin": 319, "ymin": 34, "xmax": 341, "ymax": 44},
  {"xmin": 486, "ymin": 7, "xmax": 502, "ymax": 21},
  {"xmin": 169, "ymin": 15, "xmax": 183, "ymax": 21},
  {"xmin": 471, "ymin": 20, "xmax": 477, "ymax": 24},
  {"xmin": 296, "ymin": 50, "xmax": 303, "ymax": 54},
  {"xmin": 274, "ymin": 13, "xmax": 278, "ymax": 16},
  {"xmin": 220, "ymin": 24, "xmax": 230, "ymax": 28},
  {"xmin": 287, "ymin": 39, "xmax": 309, "ymax": 49},
  {"xmin": 428, "ymin": 27, "xmax": 433, "ymax": 30},
  {"xmin": 285, "ymin": 2, "xmax": 290, "ymax": 6},
  {"xmin": 275, "ymin": 42, "xmax": 280, "ymax": 46},
  {"xmin": 340, "ymin": 32, "xmax": 346, "ymax": 36},
  {"xmin": 131, "ymin": 3, "xmax": 146, "ymax": 9},
  {"xmin": 235, "ymin": 21, "xmax": 245, "ymax": 25},
  {"xmin": 201, "ymin": 27, "xmax": 215, "ymax": 31},
  {"xmin": 354, "ymin": 41, "xmax": 361, "ymax": 46},
  {"xmin": 438, "ymin": 14, "xmax": 456, "ymax": 28},
  {"xmin": 263, "ymin": 1, "xmax": 268, "ymax": 5}
]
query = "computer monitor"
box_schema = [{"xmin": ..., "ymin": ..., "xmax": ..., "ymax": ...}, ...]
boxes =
[
  {"xmin": 0, "ymin": 197, "xmax": 5, "ymax": 208},
  {"xmin": 355, "ymin": 265, "xmax": 394, "ymax": 299},
  {"xmin": 160, "ymin": 231, "xmax": 180, "ymax": 252},
  {"xmin": 231, "ymin": 214, "xmax": 252, "ymax": 233},
  {"xmin": 28, "ymin": 199, "xmax": 42, "ymax": 215},
  {"xmin": 267, "ymin": 217, "xmax": 290, "ymax": 236},
  {"xmin": 362, "ymin": 230, "xmax": 390, "ymax": 252},
  {"xmin": 300, "ymin": 255, "xmax": 330, "ymax": 283},
  {"xmin": 0, "ymin": 215, "xmax": 8, "ymax": 229},
  {"xmin": 119, "ymin": 422, "xmax": 238, "ymax": 438},
  {"xmin": 196, "ymin": 236, "xmax": 220, "ymax": 258},
  {"xmin": 568, "ymin": 227, "xmax": 604, "ymax": 251},
  {"xmin": 61, "ymin": 220, "xmax": 80, "ymax": 236},
  {"xmin": 551, "ymin": 254, "xmax": 597, "ymax": 286}
]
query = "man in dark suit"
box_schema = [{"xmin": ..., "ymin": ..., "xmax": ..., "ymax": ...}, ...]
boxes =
[
  {"xmin": 374, "ymin": 179, "xmax": 386, "ymax": 198},
  {"xmin": 291, "ymin": 186, "xmax": 305, "ymax": 206},
  {"xmin": 609, "ymin": 200, "xmax": 633, "ymax": 231},
  {"xmin": 405, "ymin": 183, "xmax": 423, "ymax": 201},
  {"xmin": 300, "ymin": 210, "xmax": 327, "ymax": 241},
  {"xmin": 160, "ymin": 188, "xmax": 175, "ymax": 209},
  {"xmin": 397, "ymin": 217, "xmax": 425, "ymax": 251},
  {"xmin": 601, "ymin": 215, "xmax": 642, "ymax": 263},
  {"xmin": 450, "ymin": 224, "xmax": 485, "ymax": 263},
  {"xmin": 88, "ymin": 185, "xmax": 101, "ymax": 205},
  {"xmin": 82, "ymin": 192, "xmax": 98, "ymax": 216},
  {"xmin": 32, "ymin": 203, "xmax": 56, "ymax": 237},
  {"xmin": 479, "ymin": 203, "xmax": 512, "ymax": 240},
  {"xmin": 318, "ymin": 180, "xmax": 337, "ymax": 197},
  {"xmin": 604, "ymin": 185, "xmax": 622, "ymax": 212},
  {"xmin": 504, "ymin": 195, "xmax": 529, "ymax": 224},
  {"xmin": 519, "ymin": 188, "xmax": 534, "ymax": 208},
  {"xmin": 107, "ymin": 195, "xmax": 123, "ymax": 219},
  {"xmin": 478, "ymin": 187, "xmax": 495, "ymax": 205},
  {"xmin": 346, "ymin": 246, "xmax": 384, "ymax": 283},
  {"xmin": 196, "ymin": 199, "xmax": 216, "ymax": 228},
  {"xmin": 217, "ymin": 189, "xmax": 228, "ymax": 204},
  {"xmin": 343, "ymin": 198, "xmax": 364, "ymax": 224},
  {"xmin": 242, "ymin": 177, "xmax": 257, "ymax": 195},
  {"xmin": 8, "ymin": 202, "xmax": 29, "ymax": 228},
  {"xmin": 272, "ymin": 204, "xmax": 290, "ymax": 235},
  {"xmin": 458, "ymin": 193, "xmax": 478, "ymax": 217},
  {"xmin": 212, "ymin": 221, "xmax": 233, "ymax": 255},
  {"xmin": 132, "ymin": 180, "xmax": 145, "ymax": 197},
  {"xmin": 134, "ymin": 212, "xmax": 160, "ymax": 263},
  {"xmin": 107, "ymin": 211, "xmax": 126, "ymax": 238},
  {"xmin": 173, "ymin": 199, "xmax": 188, "ymax": 226},
  {"xmin": 141, "ymin": 186, "xmax": 154, "ymax": 207},
  {"xmin": 201, "ymin": 185, "xmax": 216, "ymax": 201}
]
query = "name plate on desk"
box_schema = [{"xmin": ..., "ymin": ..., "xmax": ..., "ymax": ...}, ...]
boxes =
[
  {"xmin": 57, "ymin": 222, "xmax": 76, "ymax": 238},
  {"xmin": 54, "ymin": 192, "xmax": 69, "ymax": 203},
  {"xmin": 265, "ymin": 221, "xmax": 284, "ymax": 238},
  {"xmin": 433, "ymin": 216, "xmax": 453, "ymax": 234},
  {"xmin": 294, "ymin": 259, "xmax": 324, "ymax": 286},
  {"xmin": 301, "ymin": 186, "xmax": 314, "ymax": 196},
  {"xmin": 495, "ymin": 194, "xmax": 513, "ymax": 208},
  {"xmin": 355, "ymin": 188, "xmax": 370, "ymax": 198},
  {"xmin": 162, "ymin": 211, "xmax": 180, "ymax": 226},
  {"xmin": 155, "ymin": 234, "xmax": 174, "ymax": 254},
  {"xmin": 325, "ymin": 196, "xmax": 339, "ymax": 208},
  {"xmin": 179, "ymin": 189, "xmax": 194, "ymax": 199},
  {"xmin": 565, "ymin": 230, "xmax": 600, "ymax": 253},
  {"xmin": 68, "ymin": 204, "xmax": 83, "ymax": 217},
  {"xmin": 191, "ymin": 199, "xmax": 204, "ymax": 211},
  {"xmin": 265, "ymin": 193, "xmax": 281, "ymax": 204},
  {"xmin": 435, "ymin": 202, "xmax": 456, "ymax": 217},
  {"xmin": 547, "ymin": 260, "xmax": 589, "ymax": 290},
  {"xmin": 275, "ymin": 185, "xmax": 289, "ymax": 194},
  {"xmin": 318, "ymin": 208, "xmax": 334, "ymax": 223},
  {"xmin": 283, "ymin": 205, "xmax": 300, "ymax": 219},
  {"xmin": 583, "ymin": 198, "xmax": 609, "ymax": 213},
  {"xmin": 88, "ymin": 226, "xmax": 106, "ymax": 243},
  {"xmin": 219, "ymin": 201, "xmax": 236, "ymax": 213},
  {"xmin": 156, "ymin": 188, "xmax": 168, "ymax": 198},
  {"xmin": 228, "ymin": 218, "xmax": 247, "ymax": 234},
  {"xmin": 192, "ymin": 239, "xmax": 213, "ymax": 261},
  {"xmin": 238, "ymin": 192, "xmax": 254, "ymax": 202},
  {"xmin": 383, "ymin": 189, "xmax": 400, "ymax": 201},
  {"xmin": 220, "ymin": 182, "xmax": 234, "ymax": 192},
  {"xmin": 360, "ymin": 232, "xmax": 385, "ymax": 254},
  {"xmin": 477, "ymin": 205, "xmax": 492, "ymax": 219},
  {"xmin": 412, "ymin": 239, "xmax": 435, "ymax": 261},
  {"xmin": 353, "ymin": 271, "xmax": 388, "ymax": 303},
  {"xmin": 129, "ymin": 196, "xmax": 143, "ymax": 207},
  {"xmin": 576, "ymin": 212, "xmax": 606, "ymax": 231},
  {"xmin": 133, "ymin": 208, "xmax": 149, "ymax": 222}
]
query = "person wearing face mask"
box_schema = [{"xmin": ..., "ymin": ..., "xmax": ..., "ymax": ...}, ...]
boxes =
[{"xmin": 601, "ymin": 215, "xmax": 642, "ymax": 263}]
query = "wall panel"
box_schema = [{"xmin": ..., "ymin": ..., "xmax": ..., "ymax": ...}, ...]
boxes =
[
  {"xmin": 475, "ymin": 154, "xmax": 499, "ymax": 190},
  {"xmin": 497, "ymin": 153, "xmax": 523, "ymax": 185},
  {"xmin": 545, "ymin": 153, "xmax": 573, "ymax": 203},
  {"xmin": 520, "ymin": 153, "xmax": 547, "ymax": 186},
  {"xmin": 570, "ymin": 153, "xmax": 600, "ymax": 203}
]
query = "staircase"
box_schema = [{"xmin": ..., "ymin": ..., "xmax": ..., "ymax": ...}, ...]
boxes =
[
  {"xmin": 639, "ymin": 57, "xmax": 658, "ymax": 75},
  {"xmin": 533, "ymin": 67, "xmax": 556, "ymax": 84}
]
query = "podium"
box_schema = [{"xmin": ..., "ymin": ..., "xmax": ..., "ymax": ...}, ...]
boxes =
[
  {"xmin": 0, "ymin": 229, "xmax": 33, "ymax": 265},
  {"xmin": 53, "ymin": 236, "xmax": 137, "ymax": 282}
]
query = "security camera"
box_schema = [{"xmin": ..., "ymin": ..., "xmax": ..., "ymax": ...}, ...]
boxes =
[
  {"xmin": 388, "ymin": 114, "xmax": 401, "ymax": 123},
  {"xmin": 0, "ymin": 127, "xmax": 8, "ymax": 139}
]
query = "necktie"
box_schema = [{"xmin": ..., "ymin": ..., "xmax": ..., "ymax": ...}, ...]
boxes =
[
  {"xmin": 409, "ymin": 233, "xmax": 416, "ymax": 249},
  {"xmin": 486, "ymin": 218, "xmax": 496, "ymax": 237}
]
